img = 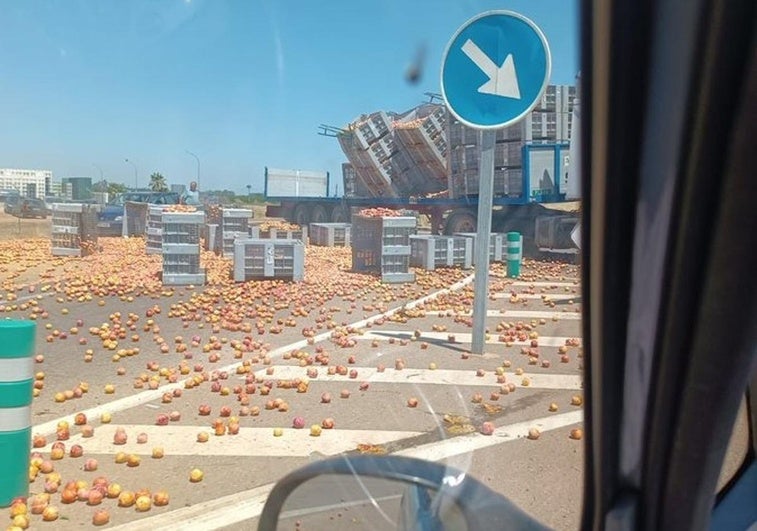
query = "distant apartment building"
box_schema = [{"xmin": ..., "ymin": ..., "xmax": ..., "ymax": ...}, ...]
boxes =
[{"xmin": 0, "ymin": 168, "xmax": 51, "ymax": 199}]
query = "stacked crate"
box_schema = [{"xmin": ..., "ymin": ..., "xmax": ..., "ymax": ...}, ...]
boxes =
[
  {"xmin": 410, "ymin": 235, "xmax": 473, "ymax": 270},
  {"xmin": 310, "ymin": 223, "xmax": 351, "ymax": 247},
  {"xmin": 446, "ymin": 84, "xmax": 575, "ymax": 199},
  {"xmin": 161, "ymin": 212, "xmax": 205, "ymax": 285},
  {"xmin": 233, "ymin": 239, "xmax": 305, "ymax": 282},
  {"xmin": 123, "ymin": 202, "xmax": 149, "ymax": 237},
  {"xmin": 352, "ymin": 215, "xmax": 416, "ymax": 283},
  {"xmin": 51, "ymin": 204, "xmax": 99, "ymax": 257},
  {"xmin": 454, "ymin": 233, "xmax": 507, "ymax": 265},
  {"xmin": 218, "ymin": 208, "xmax": 253, "ymax": 257},
  {"xmin": 202, "ymin": 206, "xmax": 222, "ymax": 251},
  {"xmin": 146, "ymin": 205, "xmax": 170, "ymax": 255}
]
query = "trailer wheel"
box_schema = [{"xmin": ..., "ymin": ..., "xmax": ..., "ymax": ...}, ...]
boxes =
[
  {"xmin": 445, "ymin": 210, "xmax": 477, "ymax": 235},
  {"xmin": 292, "ymin": 204, "xmax": 310, "ymax": 226},
  {"xmin": 330, "ymin": 205, "xmax": 349, "ymax": 223},
  {"xmin": 310, "ymin": 204, "xmax": 329, "ymax": 224}
]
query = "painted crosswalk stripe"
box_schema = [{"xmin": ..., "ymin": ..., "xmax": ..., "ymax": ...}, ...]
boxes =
[
  {"xmin": 456, "ymin": 310, "xmax": 582, "ymax": 319},
  {"xmin": 109, "ymin": 410, "xmax": 583, "ymax": 531},
  {"xmin": 248, "ymin": 366, "xmax": 582, "ymax": 390},
  {"xmin": 39, "ymin": 425, "xmax": 423, "ymax": 457},
  {"xmin": 506, "ymin": 281, "xmax": 579, "ymax": 287},
  {"xmin": 491, "ymin": 293, "xmax": 578, "ymax": 300},
  {"xmin": 355, "ymin": 331, "xmax": 578, "ymax": 347}
]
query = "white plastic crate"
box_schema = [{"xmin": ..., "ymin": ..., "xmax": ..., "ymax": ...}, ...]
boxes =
[
  {"xmin": 454, "ymin": 233, "xmax": 506, "ymax": 264},
  {"xmin": 233, "ymin": 239, "xmax": 304, "ymax": 282},
  {"xmin": 310, "ymin": 223, "xmax": 351, "ymax": 247},
  {"xmin": 410, "ymin": 235, "xmax": 473, "ymax": 270}
]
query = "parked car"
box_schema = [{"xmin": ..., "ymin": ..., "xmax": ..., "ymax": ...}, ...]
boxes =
[
  {"xmin": 97, "ymin": 190, "xmax": 180, "ymax": 236},
  {"xmin": 9, "ymin": 197, "xmax": 47, "ymax": 219},
  {"xmin": 3, "ymin": 195, "xmax": 20, "ymax": 215}
]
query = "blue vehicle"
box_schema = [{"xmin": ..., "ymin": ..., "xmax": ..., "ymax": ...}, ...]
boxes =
[{"xmin": 97, "ymin": 190, "xmax": 180, "ymax": 236}]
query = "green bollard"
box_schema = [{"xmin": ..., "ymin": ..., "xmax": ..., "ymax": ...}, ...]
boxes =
[
  {"xmin": 506, "ymin": 232, "xmax": 522, "ymax": 278},
  {"xmin": 0, "ymin": 320, "xmax": 35, "ymax": 507}
]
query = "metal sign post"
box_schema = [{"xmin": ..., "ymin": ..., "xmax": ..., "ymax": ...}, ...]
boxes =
[
  {"xmin": 471, "ymin": 130, "xmax": 496, "ymax": 354},
  {"xmin": 441, "ymin": 10, "xmax": 552, "ymax": 355}
]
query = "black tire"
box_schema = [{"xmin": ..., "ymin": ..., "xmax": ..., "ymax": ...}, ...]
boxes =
[
  {"xmin": 330, "ymin": 205, "xmax": 349, "ymax": 223},
  {"xmin": 444, "ymin": 210, "xmax": 477, "ymax": 235},
  {"xmin": 292, "ymin": 204, "xmax": 310, "ymax": 226},
  {"xmin": 310, "ymin": 204, "xmax": 329, "ymax": 224}
]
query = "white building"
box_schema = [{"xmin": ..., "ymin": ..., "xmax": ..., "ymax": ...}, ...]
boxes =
[{"xmin": 0, "ymin": 168, "xmax": 51, "ymax": 199}]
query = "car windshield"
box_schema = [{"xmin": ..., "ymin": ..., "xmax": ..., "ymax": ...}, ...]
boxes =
[{"xmin": 0, "ymin": 2, "xmax": 596, "ymax": 530}]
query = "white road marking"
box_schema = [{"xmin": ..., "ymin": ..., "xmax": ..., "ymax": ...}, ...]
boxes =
[
  {"xmin": 110, "ymin": 410, "xmax": 584, "ymax": 531},
  {"xmin": 506, "ymin": 281, "xmax": 579, "ymax": 287},
  {"xmin": 32, "ymin": 274, "xmax": 476, "ymax": 437},
  {"xmin": 491, "ymin": 293, "xmax": 578, "ymax": 300},
  {"xmin": 251, "ymin": 366, "xmax": 582, "ymax": 390},
  {"xmin": 355, "ymin": 331, "xmax": 577, "ymax": 347},
  {"xmin": 39, "ymin": 425, "xmax": 423, "ymax": 457},
  {"xmin": 395, "ymin": 410, "xmax": 583, "ymax": 461},
  {"xmin": 457, "ymin": 310, "xmax": 582, "ymax": 320}
]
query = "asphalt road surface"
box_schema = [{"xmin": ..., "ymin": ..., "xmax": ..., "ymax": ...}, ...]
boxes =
[{"xmin": 0, "ymin": 231, "xmax": 745, "ymax": 531}]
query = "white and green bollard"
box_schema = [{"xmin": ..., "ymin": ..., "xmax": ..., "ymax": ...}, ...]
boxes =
[
  {"xmin": 0, "ymin": 320, "xmax": 35, "ymax": 507},
  {"xmin": 506, "ymin": 232, "xmax": 522, "ymax": 278}
]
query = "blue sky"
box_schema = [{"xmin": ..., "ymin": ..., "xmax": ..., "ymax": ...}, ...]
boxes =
[{"xmin": 0, "ymin": 0, "xmax": 578, "ymax": 194}]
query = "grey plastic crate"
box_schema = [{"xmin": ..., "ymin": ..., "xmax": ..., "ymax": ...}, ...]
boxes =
[
  {"xmin": 51, "ymin": 204, "xmax": 99, "ymax": 256},
  {"xmin": 233, "ymin": 239, "xmax": 304, "ymax": 282},
  {"xmin": 309, "ymin": 223, "xmax": 351, "ymax": 247},
  {"xmin": 248, "ymin": 226, "xmax": 307, "ymax": 242},
  {"xmin": 123, "ymin": 202, "xmax": 149, "ymax": 237},
  {"xmin": 221, "ymin": 231, "xmax": 249, "ymax": 258},
  {"xmin": 162, "ymin": 272, "xmax": 206, "ymax": 285},
  {"xmin": 351, "ymin": 215, "xmax": 416, "ymax": 278},
  {"xmin": 410, "ymin": 235, "xmax": 473, "ymax": 270},
  {"xmin": 162, "ymin": 243, "xmax": 201, "ymax": 272},
  {"xmin": 454, "ymin": 233, "xmax": 506, "ymax": 264}
]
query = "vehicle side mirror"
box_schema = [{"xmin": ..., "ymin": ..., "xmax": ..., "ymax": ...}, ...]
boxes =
[{"xmin": 257, "ymin": 455, "xmax": 548, "ymax": 530}]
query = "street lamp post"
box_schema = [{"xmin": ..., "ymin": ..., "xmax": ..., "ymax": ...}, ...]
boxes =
[
  {"xmin": 93, "ymin": 164, "xmax": 103, "ymax": 181},
  {"xmin": 185, "ymin": 150, "xmax": 200, "ymax": 190},
  {"xmin": 124, "ymin": 159, "xmax": 138, "ymax": 189}
]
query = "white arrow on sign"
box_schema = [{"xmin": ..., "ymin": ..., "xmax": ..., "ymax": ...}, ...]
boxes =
[{"xmin": 461, "ymin": 39, "xmax": 521, "ymax": 99}]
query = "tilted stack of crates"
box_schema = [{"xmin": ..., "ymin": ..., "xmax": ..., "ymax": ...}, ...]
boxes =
[
  {"xmin": 351, "ymin": 214, "xmax": 417, "ymax": 283},
  {"xmin": 218, "ymin": 208, "xmax": 253, "ymax": 257},
  {"xmin": 161, "ymin": 211, "xmax": 206, "ymax": 285},
  {"xmin": 51, "ymin": 203, "xmax": 100, "ymax": 257},
  {"xmin": 310, "ymin": 223, "xmax": 351, "ymax": 247},
  {"xmin": 410, "ymin": 235, "xmax": 473, "ymax": 270},
  {"xmin": 232, "ymin": 239, "xmax": 305, "ymax": 282}
]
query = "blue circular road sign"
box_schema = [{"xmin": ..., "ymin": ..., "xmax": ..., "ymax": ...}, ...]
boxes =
[{"xmin": 441, "ymin": 11, "xmax": 552, "ymax": 130}]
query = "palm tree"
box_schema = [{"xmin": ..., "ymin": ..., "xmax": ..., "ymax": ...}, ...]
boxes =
[{"xmin": 149, "ymin": 172, "xmax": 168, "ymax": 192}]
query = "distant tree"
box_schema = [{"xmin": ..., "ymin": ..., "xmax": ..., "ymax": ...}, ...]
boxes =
[
  {"xmin": 107, "ymin": 182, "xmax": 128, "ymax": 196},
  {"xmin": 92, "ymin": 180, "xmax": 109, "ymax": 193},
  {"xmin": 149, "ymin": 172, "xmax": 168, "ymax": 192}
]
